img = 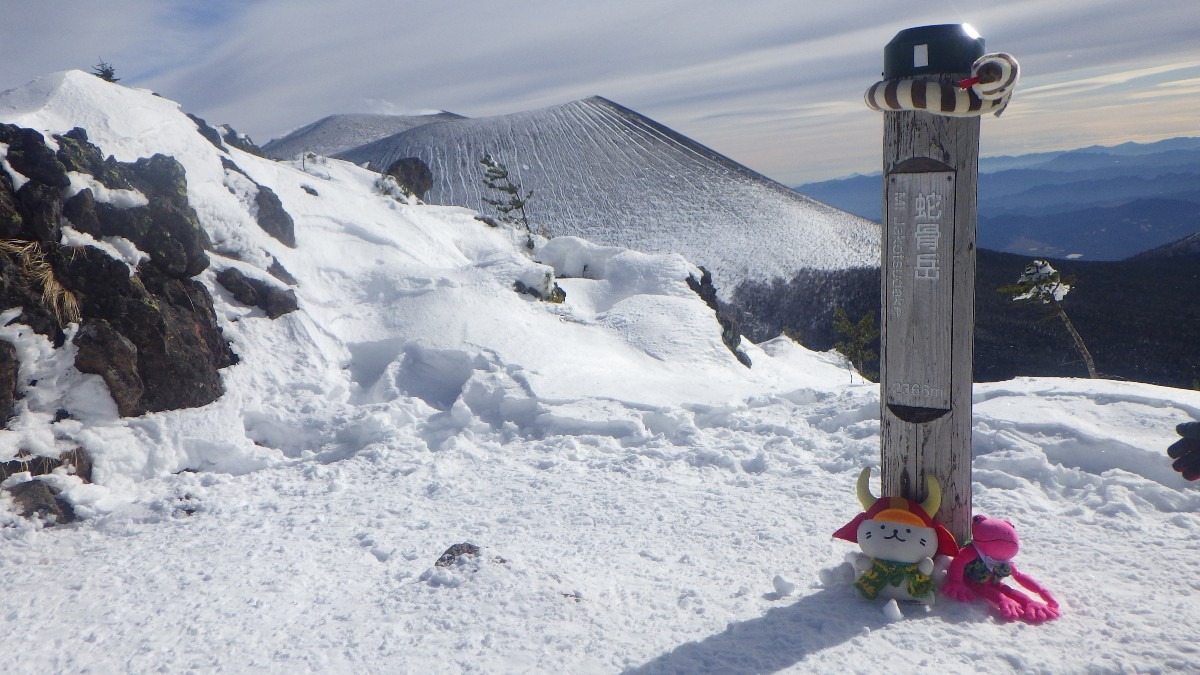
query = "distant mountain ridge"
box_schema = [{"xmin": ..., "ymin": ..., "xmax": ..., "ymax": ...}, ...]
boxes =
[
  {"xmin": 728, "ymin": 249, "xmax": 1200, "ymax": 390},
  {"xmin": 331, "ymin": 96, "xmax": 879, "ymax": 296},
  {"xmin": 797, "ymin": 136, "xmax": 1200, "ymax": 261},
  {"xmin": 261, "ymin": 111, "xmax": 465, "ymax": 160}
]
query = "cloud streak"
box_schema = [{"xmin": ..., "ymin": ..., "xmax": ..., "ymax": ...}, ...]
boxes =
[{"xmin": 2, "ymin": 0, "xmax": 1197, "ymax": 184}]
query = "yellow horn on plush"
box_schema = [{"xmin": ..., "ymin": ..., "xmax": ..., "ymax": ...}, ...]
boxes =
[
  {"xmin": 921, "ymin": 476, "xmax": 942, "ymax": 518},
  {"xmin": 856, "ymin": 467, "xmax": 878, "ymax": 511}
]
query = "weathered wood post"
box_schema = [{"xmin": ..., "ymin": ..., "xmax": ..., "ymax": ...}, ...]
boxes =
[{"xmin": 868, "ymin": 24, "xmax": 1018, "ymax": 544}]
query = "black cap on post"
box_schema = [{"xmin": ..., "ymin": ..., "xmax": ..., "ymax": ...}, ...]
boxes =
[{"xmin": 883, "ymin": 24, "xmax": 984, "ymax": 78}]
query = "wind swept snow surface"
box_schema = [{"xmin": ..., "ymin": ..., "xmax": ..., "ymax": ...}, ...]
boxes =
[{"xmin": 2, "ymin": 72, "xmax": 1200, "ymax": 674}]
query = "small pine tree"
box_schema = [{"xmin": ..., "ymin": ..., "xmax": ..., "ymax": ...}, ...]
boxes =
[
  {"xmin": 92, "ymin": 59, "xmax": 119, "ymax": 83},
  {"xmin": 832, "ymin": 307, "xmax": 878, "ymax": 382},
  {"xmin": 999, "ymin": 259, "xmax": 1098, "ymax": 378},
  {"xmin": 480, "ymin": 153, "xmax": 536, "ymax": 249}
]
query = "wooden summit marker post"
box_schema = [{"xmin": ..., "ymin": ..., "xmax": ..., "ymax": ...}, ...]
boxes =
[{"xmin": 871, "ymin": 24, "xmax": 1011, "ymax": 544}]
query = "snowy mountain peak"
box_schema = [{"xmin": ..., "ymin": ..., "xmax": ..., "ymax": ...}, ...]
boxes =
[
  {"xmin": 333, "ymin": 93, "xmax": 880, "ymax": 297},
  {"xmin": 261, "ymin": 110, "xmax": 467, "ymax": 161}
]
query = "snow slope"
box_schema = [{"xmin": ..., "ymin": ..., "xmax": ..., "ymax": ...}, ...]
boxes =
[
  {"xmin": 335, "ymin": 97, "xmax": 880, "ymax": 297},
  {"xmin": 261, "ymin": 111, "xmax": 466, "ymax": 161},
  {"xmin": 2, "ymin": 72, "xmax": 1200, "ymax": 674}
]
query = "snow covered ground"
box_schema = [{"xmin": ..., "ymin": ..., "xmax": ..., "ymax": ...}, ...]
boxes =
[{"xmin": 2, "ymin": 72, "xmax": 1199, "ymax": 674}]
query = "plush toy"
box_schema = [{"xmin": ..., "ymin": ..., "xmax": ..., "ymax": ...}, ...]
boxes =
[
  {"xmin": 833, "ymin": 468, "xmax": 958, "ymax": 605},
  {"xmin": 942, "ymin": 514, "xmax": 1059, "ymax": 623}
]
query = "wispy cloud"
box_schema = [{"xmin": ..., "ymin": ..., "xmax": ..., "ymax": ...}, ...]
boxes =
[
  {"xmin": 1020, "ymin": 61, "xmax": 1200, "ymax": 98},
  {"xmin": 2, "ymin": 0, "xmax": 1198, "ymax": 184}
]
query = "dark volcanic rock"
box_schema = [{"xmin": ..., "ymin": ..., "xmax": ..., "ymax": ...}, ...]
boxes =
[
  {"xmin": 57, "ymin": 246, "xmax": 235, "ymax": 413},
  {"xmin": 0, "ymin": 170, "xmax": 22, "ymax": 239},
  {"xmin": 73, "ymin": 319, "xmax": 145, "ymax": 417},
  {"xmin": 253, "ymin": 184, "xmax": 296, "ymax": 247},
  {"xmin": 385, "ymin": 157, "xmax": 434, "ymax": 200},
  {"xmin": 61, "ymin": 447, "xmax": 93, "ymax": 483},
  {"xmin": 216, "ymin": 267, "xmax": 299, "ymax": 319},
  {"xmin": 0, "ymin": 341, "xmax": 17, "ymax": 425},
  {"xmin": 16, "ymin": 182, "xmax": 64, "ymax": 243},
  {"xmin": 0, "ymin": 124, "xmax": 69, "ymax": 189},
  {"xmin": 129, "ymin": 265, "xmax": 235, "ymax": 411},
  {"xmin": 123, "ymin": 154, "xmax": 212, "ymax": 277},
  {"xmin": 186, "ymin": 113, "xmax": 263, "ymax": 156},
  {"xmin": 0, "ymin": 247, "xmax": 61, "ymax": 340},
  {"xmin": 54, "ymin": 128, "xmax": 131, "ymax": 190},
  {"xmin": 6, "ymin": 479, "xmax": 75, "ymax": 524},
  {"xmin": 687, "ymin": 267, "xmax": 751, "ymax": 367},
  {"xmin": 267, "ymin": 258, "xmax": 298, "ymax": 286},
  {"xmin": 221, "ymin": 128, "xmax": 263, "ymax": 156},
  {"xmin": 188, "ymin": 113, "xmax": 227, "ymax": 152},
  {"xmin": 436, "ymin": 543, "xmax": 482, "ymax": 568},
  {"xmin": 220, "ymin": 156, "xmax": 296, "ymax": 247},
  {"xmin": 0, "ymin": 124, "xmax": 245, "ymax": 417},
  {"xmin": 63, "ymin": 187, "xmax": 101, "ymax": 233}
]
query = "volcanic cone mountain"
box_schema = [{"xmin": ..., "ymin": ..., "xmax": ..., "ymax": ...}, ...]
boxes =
[
  {"xmin": 262, "ymin": 111, "xmax": 465, "ymax": 161},
  {"xmin": 335, "ymin": 96, "xmax": 879, "ymax": 296}
]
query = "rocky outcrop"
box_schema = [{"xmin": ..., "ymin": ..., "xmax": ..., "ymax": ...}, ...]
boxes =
[
  {"xmin": 687, "ymin": 267, "xmax": 752, "ymax": 368},
  {"xmin": 385, "ymin": 157, "xmax": 434, "ymax": 200},
  {"xmin": 1, "ymin": 124, "xmax": 239, "ymax": 523},
  {"xmin": 0, "ymin": 125, "xmax": 237, "ymax": 418},
  {"xmin": 187, "ymin": 113, "xmax": 263, "ymax": 157},
  {"xmin": 57, "ymin": 248, "xmax": 235, "ymax": 413}
]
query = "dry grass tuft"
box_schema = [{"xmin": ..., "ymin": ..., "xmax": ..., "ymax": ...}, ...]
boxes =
[{"xmin": 0, "ymin": 239, "xmax": 82, "ymax": 326}]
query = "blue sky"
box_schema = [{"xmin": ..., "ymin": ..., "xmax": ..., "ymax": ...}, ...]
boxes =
[{"xmin": 3, "ymin": 0, "xmax": 1198, "ymax": 184}]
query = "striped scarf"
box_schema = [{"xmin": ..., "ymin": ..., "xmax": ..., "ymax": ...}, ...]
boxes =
[{"xmin": 865, "ymin": 52, "xmax": 1019, "ymax": 117}]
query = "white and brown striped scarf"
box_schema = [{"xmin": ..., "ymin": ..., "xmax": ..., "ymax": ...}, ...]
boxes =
[{"xmin": 865, "ymin": 52, "xmax": 1019, "ymax": 117}]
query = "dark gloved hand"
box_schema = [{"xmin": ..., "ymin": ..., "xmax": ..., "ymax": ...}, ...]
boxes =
[{"xmin": 1169, "ymin": 421, "xmax": 1200, "ymax": 481}]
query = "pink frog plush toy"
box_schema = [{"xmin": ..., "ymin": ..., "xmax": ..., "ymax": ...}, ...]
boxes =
[{"xmin": 942, "ymin": 514, "xmax": 1059, "ymax": 623}]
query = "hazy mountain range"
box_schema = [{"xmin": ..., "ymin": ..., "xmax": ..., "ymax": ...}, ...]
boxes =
[{"xmin": 797, "ymin": 137, "xmax": 1200, "ymax": 261}]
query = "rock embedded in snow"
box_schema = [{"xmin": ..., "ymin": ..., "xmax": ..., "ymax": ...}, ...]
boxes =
[
  {"xmin": 6, "ymin": 478, "xmax": 75, "ymax": 524},
  {"xmin": 384, "ymin": 157, "xmax": 433, "ymax": 200},
  {"xmin": 435, "ymin": 542, "xmax": 483, "ymax": 568},
  {"xmin": 215, "ymin": 267, "xmax": 298, "ymax": 319}
]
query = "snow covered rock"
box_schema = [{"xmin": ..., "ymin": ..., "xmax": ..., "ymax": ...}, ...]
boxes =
[
  {"xmin": 0, "ymin": 122, "xmax": 235, "ymax": 419},
  {"xmin": 4, "ymin": 475, "xmax": 76, "ymax": 524}
]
